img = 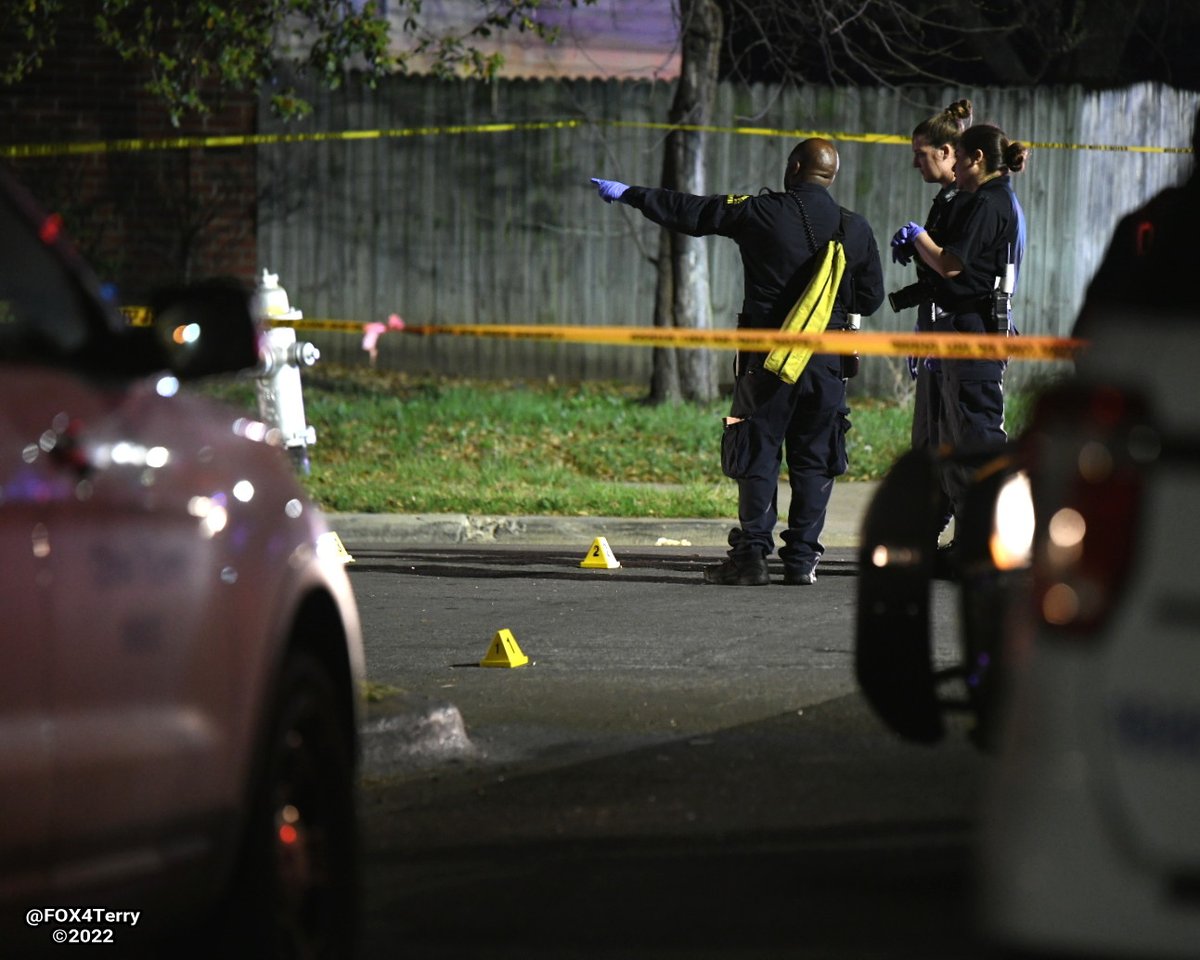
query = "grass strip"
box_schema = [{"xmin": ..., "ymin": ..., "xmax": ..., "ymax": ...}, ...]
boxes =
[{"xmin": 194, "ymin": 365, "xmax": 1040, "ymax": 518}]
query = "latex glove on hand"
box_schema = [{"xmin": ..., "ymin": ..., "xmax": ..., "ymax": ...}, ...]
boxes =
[
  {"xmin": 890, "ymin": 224, "xmax": 914, "ymax": 265},
  {"xmin": 591, "ymin": 177, "xmax": 630, "ymax": 203},
  {"xmin": 890, "ymin": 221, "xmax": 926, "ymax": 265}
]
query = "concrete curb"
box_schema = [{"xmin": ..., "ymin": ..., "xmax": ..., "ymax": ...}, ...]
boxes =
[
  {"xmin": 328, "ymin": 512, "xmax": 735, "ymax": 547},
  {"xmin": 327, "ymin": 481, "xmax": 878, "ymax": 549}
]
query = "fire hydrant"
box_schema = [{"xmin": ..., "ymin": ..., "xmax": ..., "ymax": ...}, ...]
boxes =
[{"xmin": 254, "ymin": 270, "xmax": 319, "ymax": 473}]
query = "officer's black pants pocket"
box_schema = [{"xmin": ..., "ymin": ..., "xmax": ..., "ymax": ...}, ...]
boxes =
[
  {"xmin": 831, "ymin": 411, "xmax": 850, "ymax": 477},
  {"xmin": 721, "ymin": 417, "xmax": 759, "ymax": 479}
]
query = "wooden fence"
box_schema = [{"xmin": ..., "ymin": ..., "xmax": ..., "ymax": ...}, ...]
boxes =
[{"xmin": 256, "ymin": 77, "xmax": 1197, "ymax": 396}]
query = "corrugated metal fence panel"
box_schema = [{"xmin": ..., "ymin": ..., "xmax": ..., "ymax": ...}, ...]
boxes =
[{"xmin": 257, "ymin": 78, "xmax": 1198, "ymax": 392}]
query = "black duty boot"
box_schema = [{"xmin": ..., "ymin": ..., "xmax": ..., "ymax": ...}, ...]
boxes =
[
  {"xmin": 782, "ymin": 563, "xmax": 817, "ymax": 585},
  {"xmin": 782, "ymin": 559, "xmax": 820, "ymax": 588},
  {"xmin": 703, "ymin": 553, "xmax": 769, "ymax": 586}
]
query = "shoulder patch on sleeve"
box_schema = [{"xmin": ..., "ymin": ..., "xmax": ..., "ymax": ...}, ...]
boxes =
[{"xmin": 725, "ymin": 194, "xmax": 751, "ymax": 205}]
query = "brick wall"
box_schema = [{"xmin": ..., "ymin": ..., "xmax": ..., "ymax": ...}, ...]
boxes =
[{"xmin": 0, "ymin": 14, "xmax": 258, "ymax": 301}]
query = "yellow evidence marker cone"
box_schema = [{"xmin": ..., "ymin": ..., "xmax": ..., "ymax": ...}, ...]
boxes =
[
  {"xmin": 317, "ymin": 531, "xmax": 355, "ymax": 564},
  {"xmin": 580, "ymin": 536, "xmax": 620, "ymax": 569},
  {"xmin": 479, "ymin": 628, "xmax": 530, "ymax": 668}
]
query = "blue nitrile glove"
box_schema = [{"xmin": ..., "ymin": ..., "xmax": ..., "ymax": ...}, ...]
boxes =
[
  {"xmin": 890, "ymin": 224, "xmax": 913, "ymax": 265},
  {"xmin": 890, "ymin": 221, "xmax": 926, "ymax": 265},
  {"xmin": 591, "ymin": 177, "xmax": 630, "ymax": 203}
]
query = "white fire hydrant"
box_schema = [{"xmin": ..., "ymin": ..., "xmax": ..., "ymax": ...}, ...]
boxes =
[{"xmin": 254, "ymin": 270, "xmax": 320, "ymax": 473}]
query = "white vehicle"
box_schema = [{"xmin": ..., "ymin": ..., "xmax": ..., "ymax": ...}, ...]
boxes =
[
  {"xmin": 978, "ymin": 312, "xmax": 1200, "ymax": 958},
  {"xmin": 0, "ymin": 167, "xmax": 365, "ymax": 955},
  {"xmin": 856, "ymin": 307, "xmax": 1200, "ymax": 957}
]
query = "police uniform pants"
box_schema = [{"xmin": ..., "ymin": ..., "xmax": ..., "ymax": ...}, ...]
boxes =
[
  {"xmin": 937, "ymin": 354, "xmax": 1007, "ymax": 518},
  {"xmin": 911, "ymin": 302, "xmax": 943, "ymax": 452},
  {"xmin": 726, "ymin": 353, "xmax": 849, "ymax": 569},
  {"xmin": 911, "ymin": 361, "xmax": 943, "ymax": 450},
  {"xmin": 911, "ymin": 361, "xmax": 953, "ymax": 531}
]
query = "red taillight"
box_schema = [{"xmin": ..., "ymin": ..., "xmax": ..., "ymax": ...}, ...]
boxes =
[
  {"xmin": 38, "ymin": 212, "xmax": 63, "ymax": 244},
  {"xmin": 1027, "ymin": 386, "xmax": 1156, "ymax": 633}
]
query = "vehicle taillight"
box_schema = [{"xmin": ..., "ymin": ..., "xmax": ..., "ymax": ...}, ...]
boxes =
[
  {"xmin": 1028, "ymin": 386, "xmax": 1158, "ymax": 634},
  {"xmin": 989, "ymin": 469, "xmax": 1035, "ymax": 571}
]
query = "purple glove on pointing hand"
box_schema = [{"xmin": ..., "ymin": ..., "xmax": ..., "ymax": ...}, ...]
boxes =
[{"xmin": 591, "ymin": 178, "xmax": 630, "ymax": 203}]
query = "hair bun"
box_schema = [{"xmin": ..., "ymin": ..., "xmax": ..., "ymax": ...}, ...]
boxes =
[
  {"xmin": 1004, "ymin": 140, "xmax": 1030, "ymax": 172},
  {"xmin": 947, "ymin": 99, "xmax": 973, "ymax": 124}
]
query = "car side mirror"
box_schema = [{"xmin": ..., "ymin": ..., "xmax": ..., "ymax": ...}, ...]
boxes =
[{"xmin": 148, "ymin": 277, "xmax": 262, "ymax": 380}]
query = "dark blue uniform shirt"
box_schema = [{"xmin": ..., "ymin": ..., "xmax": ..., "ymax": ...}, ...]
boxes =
[
  {"xmin": 915, "ymin": 184, "xmax": 960, "ymax": 332},
  {"xmin": 622, "ymin": 182, "xmax": 884, "ymax": 329},
  {"xmin": 934, "ymin": 174, "xmax": 1026, "ymax": 316}
]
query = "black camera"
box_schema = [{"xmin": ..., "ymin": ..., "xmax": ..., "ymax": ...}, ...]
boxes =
[{"xmin": 887, "ymin": 281, "xmax": 929, "ymax": 313}]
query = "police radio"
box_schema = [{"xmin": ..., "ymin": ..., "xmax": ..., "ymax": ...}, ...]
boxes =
[{"xmin": 991, "ymin": 244, "xmax": 1015, "ymax": 336}]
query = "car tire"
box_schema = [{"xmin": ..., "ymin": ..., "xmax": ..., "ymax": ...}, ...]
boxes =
[{"xmin": 224, "ymin": 648, "xmax": 360, "ymax": 958}]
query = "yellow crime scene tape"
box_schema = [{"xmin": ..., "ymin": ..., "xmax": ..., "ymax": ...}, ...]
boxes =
[
  {"xmin": 3, "ymin": 118, "xmax": 1192, "ymax": 159},
  {"xmin": 276, "ymin": 317, "xmax": 1081, "ymax": 361},
  {"xmin": 121, "ymin": 307, "xmax": 1080, "ymax": 364},
  {"xmin": 123, "ymin": 307, "xmax": 1081, "ymax": 360},
  {"xmin": 391, "ymin": 323, "xmax": 1081, "ymax": 361}
]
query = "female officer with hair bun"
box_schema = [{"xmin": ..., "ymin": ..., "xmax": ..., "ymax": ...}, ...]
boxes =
[
  {"xmin": 894, "ymin": 99, "xmax": 973, "ymax": 518},
  {"xmin": 892, "ymin": 122, "xmax": 1029, "ymax": 541}
]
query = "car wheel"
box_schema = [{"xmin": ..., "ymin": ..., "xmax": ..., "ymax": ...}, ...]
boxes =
[{"xmin": 229, "ymin": 649, "xmax": 360, "ymax": 958}]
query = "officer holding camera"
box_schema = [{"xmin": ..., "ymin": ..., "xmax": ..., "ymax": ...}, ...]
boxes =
[
  {"xmin": 891, "ymin": 122, "xmax": 1029, "ymax": 535},
  {"xmin": 890, "ymin": 100, "xmax": 972, "ymax": 479}
]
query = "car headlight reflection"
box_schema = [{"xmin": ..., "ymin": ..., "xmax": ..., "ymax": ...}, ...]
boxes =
[
  {"xmin": 1046, "ymin": 507, "xmax": 1086, "ymax": 568},
  {"xmin": 172, "ymin": 322, "xmax": 202, "ymax": 346},
  {"xmin": 188, "ymin": 494, "xmax": 229, "ymax": 538},
  {"xmin": 989, "ymin": 470, "xmax": 1034, "ymax": 571},
  {"xmin": 870, "ymin": 544, "xmax": 921, "ymax": 568}
]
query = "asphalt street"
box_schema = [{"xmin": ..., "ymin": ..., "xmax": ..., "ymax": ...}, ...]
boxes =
[
  {"xmin": 334, "ymin": 480, "xmax": 996, "ymax": 959},
  {"xmin": 334, "ymin": 479, "xmax": 894, "ymax": 773}
]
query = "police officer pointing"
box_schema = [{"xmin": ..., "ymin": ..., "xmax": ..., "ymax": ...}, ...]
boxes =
[{"xmin": 592, "ymin": 138, "xmax": 884, "ymax": 586}]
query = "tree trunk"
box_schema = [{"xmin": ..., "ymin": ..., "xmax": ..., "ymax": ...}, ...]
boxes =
[
  {"xmin": 646, "ymin": 0, "xmax": 723, "ymax": 405},
  {"xmin": 648, "ymin": 226, "xmax": 680, "ymax": 403}
]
